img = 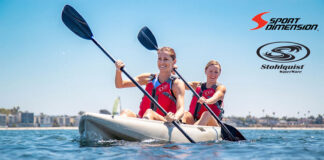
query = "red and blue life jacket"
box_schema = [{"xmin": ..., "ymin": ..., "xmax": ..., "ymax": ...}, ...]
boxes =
[{"xmin": 138, "ymin": 74, "xmax": 177, "ymax": 118}]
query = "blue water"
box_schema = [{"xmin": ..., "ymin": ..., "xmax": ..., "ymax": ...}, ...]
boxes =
[{"xmin": 0, "ymin": 129, "xmax": 323, "ymax": 160}]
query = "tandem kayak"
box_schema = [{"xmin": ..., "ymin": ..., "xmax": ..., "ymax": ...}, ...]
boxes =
[{"xmin": 79, "ymin": 112, "xmax": 222, "ymax": 143}]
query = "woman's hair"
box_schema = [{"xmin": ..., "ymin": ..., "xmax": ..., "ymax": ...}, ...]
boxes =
[
  {"xmin": 158, "ymin": 47, "xmax": 176, "ymax": 60},
  {"xmin": 205, "ymin": 60, "xmax": 221, "ymax": 72}
]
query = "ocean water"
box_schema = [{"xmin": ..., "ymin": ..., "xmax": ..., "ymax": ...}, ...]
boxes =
[{"xmin": 0, "ymin": 129, "xmax": 323, "ymax": 160}]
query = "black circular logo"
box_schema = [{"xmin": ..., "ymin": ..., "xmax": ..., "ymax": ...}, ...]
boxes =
[{"xmin": 257, "ymin": 41, "xmax": 310, "ymax": 63}]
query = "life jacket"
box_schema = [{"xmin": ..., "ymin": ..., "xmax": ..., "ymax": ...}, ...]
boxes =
[
  {"xmin": 189, "ymin": 82, "xmax": 224, "ymax": 121},
  {"xmin": 138, "ymin": 74, "xmax": 177, "ymax": 118}
]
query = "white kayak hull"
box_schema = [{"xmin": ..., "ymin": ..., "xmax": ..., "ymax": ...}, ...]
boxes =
[{"xmin": 79, "ymin": 112, "xmax": 222, "ymax": 143}]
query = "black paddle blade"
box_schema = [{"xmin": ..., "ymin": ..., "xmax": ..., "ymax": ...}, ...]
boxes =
[
  {"xmin": 221, "ymin": 123, "xmax": 246, "ymax": 141},
  {"xmin": 137, "ymin": 26, "xmax": 158, "ymax": 51},
  {"xmin": 62, "ymin": 5, "xmax": 93, "ymax": 40}
]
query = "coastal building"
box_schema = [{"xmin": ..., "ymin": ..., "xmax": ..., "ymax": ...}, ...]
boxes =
[
  {"xmin": 19, "ymin": 112, "xmax": 34, "ymax": 127},
  {"xmin": 258, "ymin": 118, "xmax": 269, "ymax": 126},
  {"xmin": 65, "ymin": 117, "xmax": 71, "ymax": 126},
  {"xmin": 34, "ymin": 116, "xmax": 39, "ymax": 126},
  {"xmin": 35, "ymin": 114, "xmax": 52, "ymax": 127},
  {"xmin": 73, "ymin": 116, "xmax": 81, "ymax": 126},
  {"xmin": 245, "ymin": 116, "xmax": 258, "ymax": 126},
  {"xmin": 58, "ymin": 116, "xmax": 66, "ymax": 126},
  {"xmin": 0, "ymin": 114, "xmax": 6, "ymax": 127},
  {"xmin": 7, "ymin": 114, "xmax": 19, "ymax": 127},
  {"xmin": 41, "ymin": 115, "xmax": 52, "ymax": 127},
  {"xmin": 58, "ymin": 116, "xmax": 73, "ymax": 126},
  {"xmin": 279, "ymin": 120, "xmax": 288, "ymax": 125},
  {"xmin": 71, "ymin": 117, "xmax": 79, "ymax": 126}
]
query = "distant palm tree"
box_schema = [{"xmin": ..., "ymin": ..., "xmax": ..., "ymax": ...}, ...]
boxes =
[{"xmin": 11, "ymin": 106, "xmax": 20, "ymax": 115}]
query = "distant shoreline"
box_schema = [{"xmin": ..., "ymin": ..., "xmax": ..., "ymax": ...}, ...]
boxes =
[
  {"xmin": 0, "ymin": 127, "xmax": 78, "ymax": 130},
  {"xmin": 1, "ymin": 126, "xmax": 324, "ymax": 131},
  {"xmin": 238, "ymin": 127, "xmax": 324, "ymax": 130}
]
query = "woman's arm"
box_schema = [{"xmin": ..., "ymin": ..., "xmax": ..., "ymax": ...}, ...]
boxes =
[
  {"xmin": 185, "ymin": 81, "xmax": 200, "ymax": 90},
  {"xmin": 198, "ymin": 85, "xmax": 226, "ymax": 104},
  {"xmin": 171, "ymin": 79, "xmax": 186, "ymax": 121},
  {"xmin": 115, "ymin": 60, "xmax": 151, "ymax": 88}
]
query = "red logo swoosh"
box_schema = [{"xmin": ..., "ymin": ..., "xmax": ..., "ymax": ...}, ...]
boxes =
[{"xmin": 250, "ymin": 12, "xmax": 270, "ymax": 30}]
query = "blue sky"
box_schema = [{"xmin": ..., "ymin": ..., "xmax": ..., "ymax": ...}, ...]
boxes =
[{"xmin": 1, "ymin": 0, "xmax": 323, "ymax": 117}]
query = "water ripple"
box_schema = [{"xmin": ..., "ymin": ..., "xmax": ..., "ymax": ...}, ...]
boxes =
[{"xmin": 1, "ymin": 130, "xmax": 324, "ymax": 159}]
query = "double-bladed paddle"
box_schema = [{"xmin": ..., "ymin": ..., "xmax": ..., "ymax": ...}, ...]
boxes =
[
  {"xmin": 137, "ymin": 26, "xmax": 246, "ymax": 141},
  {"xmin": 61, "ymin": 5, "xmax": 195, "ymax": 143}
]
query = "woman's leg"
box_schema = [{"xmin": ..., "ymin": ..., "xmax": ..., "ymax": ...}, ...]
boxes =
[
  {"xmin": 120, "ymin": 109, "xmax": 137, "ymax": 118},
  {"xmin": 181, "ymin": 111, "xmax": 195, "ymax": 124},
  {"xmin": 194, "ymin": 111, "xmax": 220, "ymax": 126},
  {"xmin": 143, "ymin": 109, "xmax": 166, "ymax": 122}
]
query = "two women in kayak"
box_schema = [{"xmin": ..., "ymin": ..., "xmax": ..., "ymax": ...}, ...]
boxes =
[{"xmin": 115, "ymin": 47, "xmax": 225, "ymax": 126}]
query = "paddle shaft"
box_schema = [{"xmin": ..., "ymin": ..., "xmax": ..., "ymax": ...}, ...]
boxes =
[
  {"xmin": 173, "ymin": 69, "xmax": 237, "ymax": 141},
  {"xmin": 91, "ymin": 38, "xmax": 195, "ymax": 143}
]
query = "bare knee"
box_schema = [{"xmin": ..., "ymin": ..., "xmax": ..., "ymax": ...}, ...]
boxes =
[
  {"xmin": 143, "ymin": 109, "xmax": 154, "ymax": 119},
  {"xmin": 143, "ymin": 109, "xmax": 166, "ymax": 121},
  {"xmin": 183, "ymin": 111, "xmax": 192, "ymax": 117},
  {"xmin": 120, "ymin": 109, "xmax": 136, "ymax": 118},
  {"xmin": 181, "ymin": 112, "xmax": 194, "ymax": 124},
  {"xmin": 201, "ymin": 111, "xmax": 212, "ymax": 118},
  {"xmin": 143, "ymin": 109, "xmax": 154, "ymax": 115},
  {"xmin": 120, "ymin": 109, "xmax": 131, "ymax": 115},
  {"xmin": 202, "ymin": 111, "xmax": 219, "ymax": 126}
]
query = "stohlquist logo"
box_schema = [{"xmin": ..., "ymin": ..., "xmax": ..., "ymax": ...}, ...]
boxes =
[
  {"xmin": 257, "ymin": 41, "xmax": 310, "ymax": 73},
  {"xmin": 257, "ymin": 41, "xmax": 310, "ymax": 63},
  {"xmin": 250, "ymin": 12, "xmax": 319, "ymax": 31}
]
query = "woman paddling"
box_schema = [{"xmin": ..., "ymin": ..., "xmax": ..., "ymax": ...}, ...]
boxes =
[
  {"xmin": 181, "ymin": 60, "xmax": 226, "ymax": 126},
  {"xmin": 115, "ymin": 47, "xmax": 186, "ymax": 122}
]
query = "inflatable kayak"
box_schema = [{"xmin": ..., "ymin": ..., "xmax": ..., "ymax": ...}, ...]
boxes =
[{"xmin": 79, "ymin": 112, "xmax": 222, "ymax": 143}]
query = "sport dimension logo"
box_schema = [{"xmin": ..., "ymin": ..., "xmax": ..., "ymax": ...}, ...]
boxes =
[
  {"xmin": 257, "ymin": 41, "xmax": 310, "ymax": 73},
  {"xmin": 250, "ymin": 12, "xmax": 319, "ymax": 31}
]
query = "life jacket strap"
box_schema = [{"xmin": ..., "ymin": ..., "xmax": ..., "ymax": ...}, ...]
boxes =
[
  {"xmin": 193, "ymin": 82, "xmax": 204, "ymax": 121},
  {"xmin": 149, "ymin": 74, "xmax": 178, "ymax": 111},
  {"xmin": 193, "ymin": 82, "xmax": 224, "ymax": 120},
  {"xmin": 216, "ymin": 101, "xmax": 224, "ymax": 120},
  {"xmin": 150, "ymin": 88, "xmax": 158, "ymax": 111},
  {"xmin": 162, "ymin": 92, "xmax": 176, "ymax": 103}
]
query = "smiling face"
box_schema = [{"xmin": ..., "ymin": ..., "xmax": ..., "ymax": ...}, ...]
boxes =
[
  {"xmin": 157, "ymin": 47, "xmax": 176, "ymax": 73},
  {"xmin": 157, "ymin": 50, "xmax": 176, "ymax": 72},
  {"xmin": 205, "ymin": 61, "xmax": 221, "ymax": 83}
]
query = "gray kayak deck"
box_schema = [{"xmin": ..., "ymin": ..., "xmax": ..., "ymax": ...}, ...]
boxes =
[{"xmin": 79, "ymin": 112, "xmax": 222, "ymax": 143}]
